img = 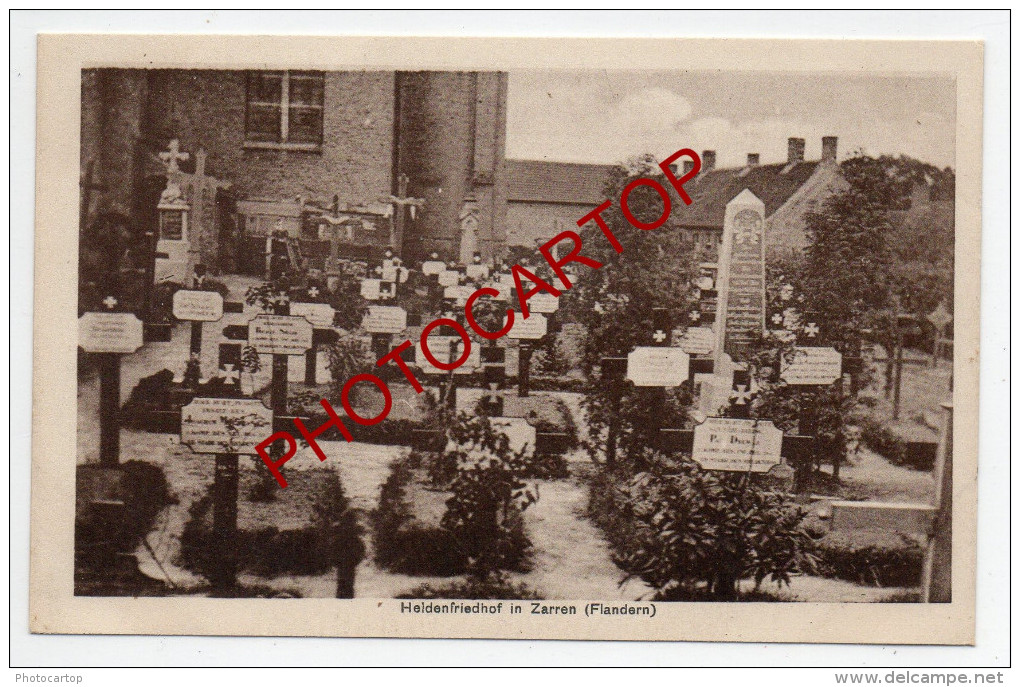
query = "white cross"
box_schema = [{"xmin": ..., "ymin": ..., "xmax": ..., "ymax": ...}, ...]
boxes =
[
  {"xmin": 689, "ymin": 310, "xmax": 701, "ymax": 322},
  {"xmin": 103, "ymin": 295, "xmax": 118, "ymax": 309},
  {"xmin": 307, "ymin": 286, "xmax": 320, "ymax": 298},
  {"xmin": 730, "ymin": 384, "xmax": 754, "ymax": 405},
  {"xmin": 653, "ymin": 329, "xmax": 667, "ymax": 343},
  {"xmin": 771, "ymin": 313, "xmax": 784, "ymax": 325},
  {"xmin": 780, "ymin": 284, "xmax": 795, "ymax": 301},
  {"xmin": 804, "ymin": 322, "xmax": 820, "ymax": 338},
  {"xmin": 220, "ymin": 363, "xmax": 239, "ymax": 384},
  {"xmin": 273, "ymin": 294, "xmax": 289, "ymax": 308},
  {"xmin": 158, "ymin": 139, "xmax": 189, "ymax": 174}
]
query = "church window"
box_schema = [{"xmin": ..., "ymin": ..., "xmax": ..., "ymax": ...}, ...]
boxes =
[{"xmin": 245, "ymin": 71, "xmax": 324, "ymax": 149}]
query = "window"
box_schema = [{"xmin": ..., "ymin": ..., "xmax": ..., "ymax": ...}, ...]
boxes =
[{"xmin": 245, "ymin": 71, "xmax": 324, "ymax": 149}]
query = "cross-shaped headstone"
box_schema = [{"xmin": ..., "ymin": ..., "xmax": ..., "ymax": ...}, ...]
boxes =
[
  {"xmin": 103, "ymin": 295, "xmax": 118, "ymax": 310},
  {"xmin": 159, "ymin": 139, "xmax": 190, "ymax": 174}
]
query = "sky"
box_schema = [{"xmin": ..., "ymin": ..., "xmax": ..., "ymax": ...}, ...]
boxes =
[{"xmin": 505, "ymin": 70, "xmax": 956, "ymax": 169}]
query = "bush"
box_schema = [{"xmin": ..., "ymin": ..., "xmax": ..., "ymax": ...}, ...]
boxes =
[
  {"xmin": 397, "ymin": 573, "xmax": 544, "ymax": 600},
  {"xmin": 815, "ymin": 530, "xmax": 924, "ymax": 588},
  {"xmin": 441, "ymin": 414, "xmax": 538, "ymax": 576},
  {"xmin": 858, "ymin": 417, "xmax": 935, "ymax": 471},
  {"xmin": 588, "ymin": 453, "xmax": 818, "ymax": 600},
  {"xmin": 75, "ymin": 461, "xmax": 176, "ymax": 571},
  {"xmin": 371, "ymin": 459, "xmax": 467, "ymax": 576},
  {"xmin": 181, "ymin": 474, "xmax": 364, "ymax": 583}
]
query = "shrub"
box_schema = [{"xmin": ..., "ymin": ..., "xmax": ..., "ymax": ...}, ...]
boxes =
[
  {"xmin": 441, "ymin": 414, "xmax": 538, "ymax": 576},
  {"xmin": 589, "ymin": 452, "xmax": 818, "ymax": 600},
  {"xmin": 181, "ymin": 474, "xmax": 363, "ymax": 582},
  {"xmin": 857, "ymin": 417, "xmax": 935, "ymax": 471},
  {"xmin": 75, "ymin": 461, "xmax": 176, "ymax": 571},
  {"xmin": 371, "ymin": 458, "xmax": 467, "ymax": 576},
  {"xmin": 815, "ymin": 530, "xmax": 924, "ymax": 588},
  {"xmin": 396, "ymin": 573, "xmax": 544, "ymax": 600}
]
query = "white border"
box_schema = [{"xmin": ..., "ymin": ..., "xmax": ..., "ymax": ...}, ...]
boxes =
[{"xmin": 9, "ymin": 9, "xmax": 1011, "ymax": 670}]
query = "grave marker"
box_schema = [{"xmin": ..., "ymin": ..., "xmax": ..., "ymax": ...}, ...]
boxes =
[
  {"xmin": 626, "ymin": 347, "xmax": 690, "ymax": 387},
  {"xmin": 781, "ymin": 346, "xmax": 843, "ymax": 386},
  {"xmin": 691, "ymin": 417, "xmax": 783, "ymax": 473},
  {"xmin": 248, "ymin": 314, "xmax": 314, "ymax": 356},
  {"xmin": 489, "ymin": 417, "xmax": 536, "ymax": 456},
  {"xmin": 362, "ymin": 305, "xmax": 408, "ymax": 334},
  {"xmin": 714, "ymin": 190, "xmax": 766, "ymax": 361},
  {"xmin": 505, "ymin": 312, "xmax": 547, "ymax": 340}
]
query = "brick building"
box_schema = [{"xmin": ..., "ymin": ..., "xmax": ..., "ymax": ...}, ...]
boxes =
[
  {"xmin": 504, "ymin": 159, "xmax": 615, "ymax": 250},
  {"xmin": 79, "ymin": 69, "xmax": 509, "ymax": 284}
]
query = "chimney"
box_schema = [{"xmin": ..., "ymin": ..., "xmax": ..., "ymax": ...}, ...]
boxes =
[
  {"xmin": 821, "ymin": 136, "xmax": 838, "ymax": 162},
  {"xmin": 682, "ymin": 160, "xmax": 696, "ymax": 175},
  {"xmin": 701, "ymin": 150, "xmax": 716, "ymax": 172},
  {"xmin": 746, "ymin": 153, "xmax": 760, "ymax": 167},
  {"xmin": 787, "ymin": 137, "xmax": 805, "ymax": 164}
]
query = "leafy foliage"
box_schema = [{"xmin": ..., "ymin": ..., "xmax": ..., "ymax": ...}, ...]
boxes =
[
  {"xmin": 440, "ymin": 414, "xmax": 539, "ymax": 576},
  {"xmin": 592, "ymin": 453, "xmax": 818, "ymax": 599},
  {"xmin": 567, "ymin": 156, "xmax": 698, "ymax": 463}
]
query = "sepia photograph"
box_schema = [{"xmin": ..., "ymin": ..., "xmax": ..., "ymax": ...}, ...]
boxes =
[{"xmin": 28, "ymin": 31, "xmax": 984, "ymax": 646}]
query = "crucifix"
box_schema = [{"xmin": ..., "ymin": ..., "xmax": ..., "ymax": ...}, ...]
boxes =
[{"xmin": 384, "ymin": 173, "xmax": 425, "ymax": 256}]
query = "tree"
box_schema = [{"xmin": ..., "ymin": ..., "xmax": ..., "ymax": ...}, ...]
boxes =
[{"xmin": 567, "ymin": 156, "xmax": 699, "ymax": 465}]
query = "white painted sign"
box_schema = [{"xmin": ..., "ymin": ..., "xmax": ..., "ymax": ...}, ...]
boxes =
[
  {"xmin": 692, "ymin": 417, "xmax": 783, "ymax": 472},
  {"xmin": 360, "ymin": 278, "xmax": 381, "ymax": 301},
  {"xmin": 529, "ymin": 292, "xmax": 560, "ymax": 314},
  {"xmin": 505, "ymin": 312, "xmax": 547, "ymax": 340},
  {"xmin": 444, "ymin": 284, "xmax": 474, "ymax": 304},
  {"xmin": 781, "ymin": 346, "xmax": 843, "ymax": 386},
  {"xmin": 438, "ymin": 270, "xmax": 461, "ymax": 287},
  {"xmin": 180, "ymin": 397, "xmax": 273, "ymax": 455},
  {"xmin": 78, "ymin": 312, "xmax": 144, "ymax": 353},
  {"xmin": 362, "ymin": 305, "xmax": 407, "ymax": 334},
  {"xmin": 626, "ymin": 347, "xmax": 690, "ymax": 387},
  {"xmin": 466, "ymin": 264, "xmax": 489, "ymax": 280},
  {"xmin": 422, "ymin": 260, "xmax": 445, "ymax": 276},
  {"xmin": 172, "ymin": 290, "xmax": 224, "ymax": 322},
  {"xmin": 290, "ymin": 302, "xmax": 336, "ymax": 328},
  {"xmin": 679, "ymin": 326, "xmax": 715, "ymax": 355},
  {"xmin": 415, "ymin": 335, "xmax": 480, "ymax": 375},
  {"xmin": 248, "ymin": 314, "xmax": 314, "ymax": 355},
  {"xmin": 490, "ymin": 417, "xmax": 536, "ymax": 456},
  {"xmin": 380, "ymin": 265, "xmax": 398, "ymax": 282}
]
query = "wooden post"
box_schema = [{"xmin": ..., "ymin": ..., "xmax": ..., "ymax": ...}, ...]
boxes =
[
  {"xmin": 923, "ymin": 402, "xmax": 953, "ymax": 603},
  {"xmin": 893, "ymin": 330, "xmax": 905, "ymax": 420},
  {"xmin": 518, "ymin": 343, "xmax": 532, "ymax": 398},
  {"xmin": 98, "ymin": 352, "xmax": 121, "ymax": 467},
  {"xmin": 600, "ymin": 357, "xmax": 628, "ymax": 469},
  {"xmin": 304, "ymin": 346, "xmax": 317, "ymax": 385},
  {"xmin": 210, "ymin": 452, "xmax": 240, "ymax": 592}
]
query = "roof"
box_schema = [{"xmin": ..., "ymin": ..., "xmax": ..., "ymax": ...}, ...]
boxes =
[
  {"xmin": 506, "ymin": 159, "xmax": 616, "ymax": 206},
  {"xmin": 670, "ymin": 161, "xmax": 823, "ymax": 228}
]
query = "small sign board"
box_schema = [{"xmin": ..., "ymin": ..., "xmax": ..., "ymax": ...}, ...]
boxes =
[
  {"xmin": 927, "ymin": 303, "xmax": 953, "ymax": 332},
  {"xmin": 626, "ymin": 347, "xmax": 690, "ymax": 387},
  {"xmin": 380, "ymin": 265, "xmax": 398, "ymax": 282},
  {"xmin": 248, "ymin": 314, "xmax": 314, "ymax": 355},
  {"xmin": 529, "ymin": 292, "xmax": 560, "ymax": 314},
  {"xmin": 290, "ymin": 302, "xmax": 336, "ymax": 328},
  {"xmin": 505, "ymin": 313, "xmax": 547, "ymax": 340},
  {"xmin": 180, "ymin": 397, "xmax": 273, "ymax": 455},
  {"xmin": 466, "ymin": 263, "xmax": 489, "ymax": 281},
  {"xmin": 438, "ymin": 270, "xmax": 461, "ymax": 287},
  {"xmin": 362, "ymin": 305, "xmax": 407, "ymax": 334},
  {"xmin": 172, "ymin": 290, "xmax": 224, "ymax": 322},
  {"xmin": 679, "ymin": 326, "xmax": 714, "ymax": 355},
  {"xmin": 490, "ymin": 417, "xmax": 536, "ymax": 456},
  {"xmin": 781, "ymin": 346, "xmax": 842, "ymax": 386},
  {"xmin": 692, "ymin": 417, "xmax": 782, "ymax": 472},
  {"xmin": 78, "ymin": 312, "xmax": 144, "ymax": 353},
  {"xmin": 360, "ymin": 278, "xmax": 382, "ymax": 301},
  {"xmin": 422, "ymin": 260, "xmax": 445, "ymax": 276},
  {"xmin": 444, "ymin": 284, "xmax": 474, "ymax": 304}
]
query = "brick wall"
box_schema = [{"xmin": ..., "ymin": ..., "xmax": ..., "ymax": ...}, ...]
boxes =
[
  {"xmin": 505, "ymin": 201, "xmax": 592, "ymax": 249},
  {"xmin": 145, "ymin": 70, "xmax": 395, "ymax": 207}
]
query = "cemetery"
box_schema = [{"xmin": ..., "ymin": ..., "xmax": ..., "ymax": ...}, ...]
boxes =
[{"xmin": 77, "ymin": 102, "xmax": 954, "ymax": 604}]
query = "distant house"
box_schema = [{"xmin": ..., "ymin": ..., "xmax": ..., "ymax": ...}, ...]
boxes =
[
  {"xmin": 669, "ymin": 137, "xmax": 847, "ymax": 265},
  {"xmin": 505, "ymin": 159, "xmax": 616, "ymax": 249}
]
